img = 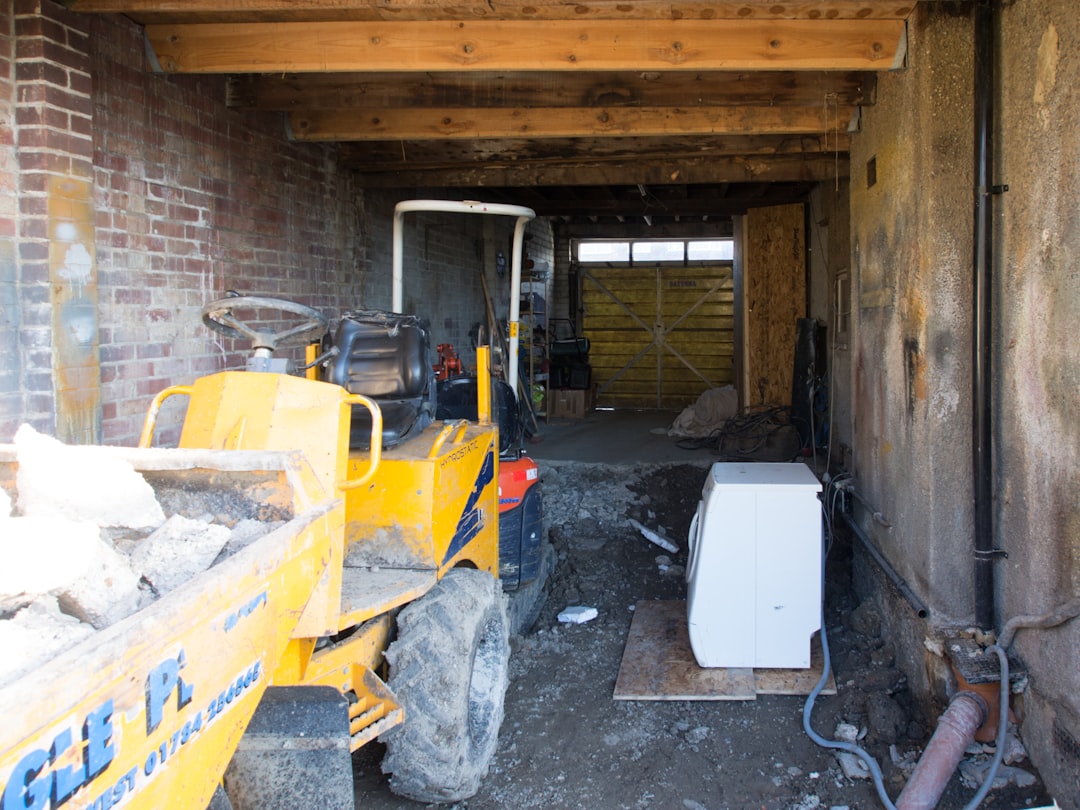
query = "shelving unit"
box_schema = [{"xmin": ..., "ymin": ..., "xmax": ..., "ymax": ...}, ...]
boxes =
[{"xmin": 520, "ymin": 281, "xmax": 548, "ymax": 419}]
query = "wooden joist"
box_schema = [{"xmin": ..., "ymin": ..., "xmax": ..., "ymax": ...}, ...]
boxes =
[
  {"xmin": 147, "ymin": 19, "xmax": 907, "ymax": 74},
  {"xmin": 341, "ymin": 132, "xmax": 851, "ymax": 166},
  {"xmin": 71, "ymin": 1, "xmax": 916, "ymax": 25},
  {"xmin": 289, "ymin": 105, "xmax": 856, "ymax": 141},
  {"xmin": 227, "ymin": 70, "xmax": 875, "ymax": 110},
  {"xmin": 350, "ymin": 154, "xmax": 849, "ymax": 189}
]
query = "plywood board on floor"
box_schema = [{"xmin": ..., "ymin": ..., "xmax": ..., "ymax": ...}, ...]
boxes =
[{"xmin": 614, "ymin": 600, "xmax": 836, "ymax": 701}]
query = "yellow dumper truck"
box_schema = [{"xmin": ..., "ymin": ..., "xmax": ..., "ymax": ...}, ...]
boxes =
[{"xmin": 0, "ymin": 201, "xmax": 546, "ymax": 809}]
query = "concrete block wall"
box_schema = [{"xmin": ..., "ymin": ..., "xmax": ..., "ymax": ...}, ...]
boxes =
[{"xmin": 0, "ymin": 2, "xmax": 364, "ymax": 447}]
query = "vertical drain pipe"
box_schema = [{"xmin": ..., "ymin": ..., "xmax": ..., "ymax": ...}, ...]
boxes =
[{"xmin": 972, "ymin": 0, "xmax": 996, "ymax": 631}]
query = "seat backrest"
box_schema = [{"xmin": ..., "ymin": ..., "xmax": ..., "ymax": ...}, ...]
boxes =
[{"xmin": 324, "ymin": 310, "xmax": 435, "ymax": 448}]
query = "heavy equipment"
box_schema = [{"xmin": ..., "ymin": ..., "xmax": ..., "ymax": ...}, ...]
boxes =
[{"xmin": 0, "ymin": 200, "xmax": 547, "ymax": 809}]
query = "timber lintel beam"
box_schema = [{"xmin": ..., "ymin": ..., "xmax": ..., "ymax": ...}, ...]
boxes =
[{"xmin": 146, "ymin": 19, "xmax": 907, "ymax": 74}]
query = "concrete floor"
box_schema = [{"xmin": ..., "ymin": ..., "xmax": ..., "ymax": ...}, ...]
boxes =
[{"xmin": 524, "ymin": 408, "xmax": 718, "ymax": 465}]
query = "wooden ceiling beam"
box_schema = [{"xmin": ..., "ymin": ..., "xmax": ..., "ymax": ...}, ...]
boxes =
[
  {"xmin": 146, "ymin": 19, "xmax": 907, "ymax": 74},
  {"xmin": 227, "ymin": 70, "xmax": 876, "ymax": 110},
  {"xmin": 349, "ymin": 154, "xmax": 849, "ymax": 187},
  {"xmin": 341, "ymin": 133, "xmax": 851, "ymax": 165},
  {"xmin": 289, "ymin": 105, "xmax": 855, "ymax": 141},
  {"xmin": 464, "ymin": 185, "xmax": 814, "ymax": 217},
  {"xmin": 70, "ymin": 1, "xmax": 917, "ymax": 24}
]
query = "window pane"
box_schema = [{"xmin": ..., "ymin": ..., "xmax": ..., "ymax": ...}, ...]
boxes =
[
  {"xmin": 687, "ymin": 239, "xmax": 734, "ymax": 260},
  {"xmin": 577, "ymin": 241, "xmax": 629, "ymax": 262},
  {"xmin": 632, "ymin": 241, "xmax": 684, "ymax": 261}
]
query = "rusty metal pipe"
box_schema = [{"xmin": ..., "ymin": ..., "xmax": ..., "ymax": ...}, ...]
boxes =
[{"xmin": 896, "ymin": 691, "xmax": 988, "ymax": 810}]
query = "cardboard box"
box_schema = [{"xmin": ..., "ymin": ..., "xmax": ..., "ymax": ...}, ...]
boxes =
[{"xmin": 550, "ymin": 388, "xmax": 592, "ymax": 419}]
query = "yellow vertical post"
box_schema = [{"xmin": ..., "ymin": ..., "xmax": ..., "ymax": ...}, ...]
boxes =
[
  {"xmin": 305, "ymin": 342, "xmax": 318, "ymax": 381},
  {"xmin": 477, "ymin": 346, "xmax": 491, "ymax": 425}
]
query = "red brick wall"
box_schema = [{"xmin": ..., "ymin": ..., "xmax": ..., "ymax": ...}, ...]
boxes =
[
  {"xmin": 90, "ymin": 12, "xmax": 363, "ymax": 446},
  {"xmin": 1, "ymin": 2, "xmax": 543, "ymax": 448},
  {"xmin": 0, "ymin": 2, "xmax": 364, "ymax": 445},
  {"xmin": 0, "ymin": 1, "xmax": 19, "ymax": 442}
]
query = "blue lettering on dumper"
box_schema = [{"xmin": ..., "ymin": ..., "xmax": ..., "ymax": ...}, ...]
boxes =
[{"xmin": 1, "ymin": 700, "xmax": 115, "ymax": 810}]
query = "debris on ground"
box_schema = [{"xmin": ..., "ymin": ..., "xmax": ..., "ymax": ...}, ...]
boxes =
[
  {"xmin": 627, "ymin": 517, "xmax": 679, "ymax": 553},
  {"xmin": 355, "ymin": 460, "xmax": 1054, "ymax": 810},
  {"xmin": 835, "ymin": 751, "xmax": 873, "ymax": 780},
  {"xmin": 557, "ymin": 605, "xmax": 598, "ymax": 624},
  {"xmin": 959, "ymin": 758, "xmax": 1038, "ymax": 789},
  {"xmin": 890, "ymin": 744, "xmax": 920, "ymax": 777}
]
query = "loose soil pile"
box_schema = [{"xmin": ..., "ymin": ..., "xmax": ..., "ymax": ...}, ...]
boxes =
[{"xmin": 355, "ymin": 461, "xmax": 1052, "ymax": 810}]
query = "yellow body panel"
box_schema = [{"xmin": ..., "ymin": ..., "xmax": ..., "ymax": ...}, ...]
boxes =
[
  {"xmin": 1, "ymin": 363, "xmax": 504, "ymax": 805},
  {"xmin": 0, "ymin": 450, "xmax": 335, "ymax": 810},
  {"xmin": 343, "ymin": 421, "xmax": 500, "ymax": 577}
]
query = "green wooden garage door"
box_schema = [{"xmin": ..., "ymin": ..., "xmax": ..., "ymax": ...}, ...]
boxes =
[{"xmin": 581, "ymin": 263, "xmax": 735, "ymax": 409}]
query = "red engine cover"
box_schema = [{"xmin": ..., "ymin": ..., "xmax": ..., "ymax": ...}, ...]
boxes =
[{"xmin": 498, "ymin": 456, "xmax": 539, "ymax": 514}]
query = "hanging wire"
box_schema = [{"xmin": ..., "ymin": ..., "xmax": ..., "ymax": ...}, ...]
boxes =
[{"xmin": 823, "ymin": 91, "xmax": 841, "ymax": 193}]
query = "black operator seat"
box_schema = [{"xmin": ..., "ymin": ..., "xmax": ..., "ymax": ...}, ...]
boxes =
[{"xmin": 324, "ymin": 310, "xmax": 435, "ymax": 449}]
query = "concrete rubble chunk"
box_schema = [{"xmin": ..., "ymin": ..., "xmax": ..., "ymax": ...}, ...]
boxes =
[
  {"xmin": 835, "ymin": 751, "xmax": 872, "ymax": 780},
  {"xmin": 57, "ymin": 537, "xmax": 142, "ymax": 630},
  {"xmin": 866, "ymin": 691, "xmax": 906, "ymax": 744},
  {"xmin": 215, "ymin": 518, "xmax": 284, "ymax": 563},
  {"xmin": 849, "ymin": 599, "xmax": 882, "ymax": 638},
  {"xmin": 0, "ymin": 596, "xmax": 95, "ymax": 688},
  {"xmin": 14, "ymin": 424, "xmax": 165, "ymax": 529},
  {"xmin": 959, "ymin": 758, "xmax": 1037, "ymax": 789},
  {"xmin": 131, "ymin": 515, "xmax": 231, "ymax": 595},
  {"xmin": 557, "ymin": 605, "xmax": 598, "ymax": 624},
  {"xmin": 0, "ymin": 516, "xmax": 99, "ymax": 596}
]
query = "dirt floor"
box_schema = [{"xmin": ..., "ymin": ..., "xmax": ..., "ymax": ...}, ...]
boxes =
[{"xmin": 354, "ymin": 461, "xmax": 1054, "ymax": 810}]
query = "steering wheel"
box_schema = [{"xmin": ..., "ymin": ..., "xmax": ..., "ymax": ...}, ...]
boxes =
[{"xmin": 202, "ymin": 295, "xmax": 329, "ymax": 352}]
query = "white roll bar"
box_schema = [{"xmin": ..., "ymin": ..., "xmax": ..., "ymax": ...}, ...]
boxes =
[{"xmin": 392, "ymin": 199, "xmax": 537, "ymax": 398}]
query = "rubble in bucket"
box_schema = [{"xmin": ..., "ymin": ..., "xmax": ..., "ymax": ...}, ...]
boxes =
[{"xmin": 0, "ymin": 425, "xmax": 283, "ymax": 688}]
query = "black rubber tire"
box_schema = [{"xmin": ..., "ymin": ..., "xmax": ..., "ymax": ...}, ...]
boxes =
[
  {"xmin": 505, "ymin": 537, "xmax": 555, "ymax": 636},
  {"xmin": 380, "ymin": 568, "xmax": 510, "ymax": 803}
]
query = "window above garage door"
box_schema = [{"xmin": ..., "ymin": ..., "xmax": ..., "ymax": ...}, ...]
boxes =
[{"xmin": 576, "ymin": 239, "xmax": 735, "ymax": 265}]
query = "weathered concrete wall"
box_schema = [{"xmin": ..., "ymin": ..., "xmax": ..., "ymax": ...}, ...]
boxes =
[
  {"xmin": 849, "ymin": 2, "xmax": 1080, "ymax": 805},
  {"xmin": 996, "ymin": 2, "xmax": 1080, "ymax": 804},
  {"xmin": 808, "ymin": 181, "xmax": 852, "ymax": 467},
  {"xmin": 850, "ymin": 2, "xmax": 975, "ymax": 627}
]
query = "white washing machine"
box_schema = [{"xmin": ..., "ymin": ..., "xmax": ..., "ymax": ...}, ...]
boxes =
[{"xmin": 686, "ymin": 462, "xmax": 822, "ymax": 669}]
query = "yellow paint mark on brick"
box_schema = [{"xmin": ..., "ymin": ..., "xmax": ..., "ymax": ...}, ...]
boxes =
[{"xmin": 48, "ymin": 175, "xmax": 100, "ymax": 444}]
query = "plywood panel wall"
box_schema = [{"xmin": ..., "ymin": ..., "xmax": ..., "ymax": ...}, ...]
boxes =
[{"xmin": 743, "ymin": 203, "xmax": 806, "ymax": 407}]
